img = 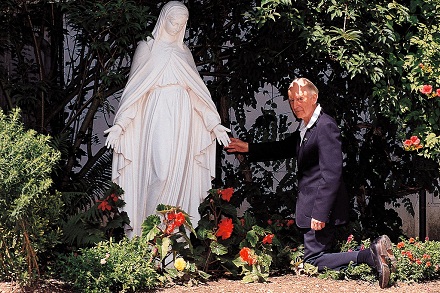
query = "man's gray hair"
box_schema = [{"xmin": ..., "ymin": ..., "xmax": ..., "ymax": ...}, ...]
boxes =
[{"xmin": 289, "ymin": 77, "xmax": 319, "ymax": 95}]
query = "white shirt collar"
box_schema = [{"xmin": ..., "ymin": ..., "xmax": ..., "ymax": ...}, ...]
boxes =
[
  {"xmin": 299, "ymin": 104, "xmax": 321, "ymax": 131},
  {"xmin": 299, "ymin": 104, "xmax": 321, "ymax": 144}
]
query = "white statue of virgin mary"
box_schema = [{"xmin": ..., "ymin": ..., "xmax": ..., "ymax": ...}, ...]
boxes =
[{"xmin": 104, "ymin": 1, "xmax": 230, "ymax": 237}]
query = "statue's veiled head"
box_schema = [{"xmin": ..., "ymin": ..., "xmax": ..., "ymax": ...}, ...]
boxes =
[{"xmin": 153, "ymin": 1, "xmax": 189, "ymax": 45}]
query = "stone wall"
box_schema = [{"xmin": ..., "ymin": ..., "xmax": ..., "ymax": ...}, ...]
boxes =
[{"xmin": 389, "ymin": 192, "xmax": 440, "ymax": 241}]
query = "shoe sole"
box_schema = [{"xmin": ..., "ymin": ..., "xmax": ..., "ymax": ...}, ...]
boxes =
[
  {"xmin": 381, "ymin": 235, "xmax": 397, "ymax": 273},
  {"xmin": 372, "ymin": 235, "xmax": 396, "ymax": 288}
]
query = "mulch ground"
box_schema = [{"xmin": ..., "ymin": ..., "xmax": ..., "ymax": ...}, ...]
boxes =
[{"xmin": 2, "ymin": 275, "xmax": 440, "ymax": 293}]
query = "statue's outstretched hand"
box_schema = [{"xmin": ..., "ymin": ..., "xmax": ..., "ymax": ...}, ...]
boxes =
[
  {"xmin": 212, "ymin": 124, "xmax": 231, "ymax": 146},
  {"xmin": 104, "ymin": 124, "xmax": 123, "ymax": 150}
]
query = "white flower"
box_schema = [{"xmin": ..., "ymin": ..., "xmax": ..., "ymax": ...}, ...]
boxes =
[{"xmin": 100, "ymin": 258, "xmax": 107, "ymax": 264}]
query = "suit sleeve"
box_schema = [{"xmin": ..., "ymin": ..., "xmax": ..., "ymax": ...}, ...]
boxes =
[
  {"xmin": 311, "ymin": 120, "xmax": 343, "ymax": 223},
  {"xmin": 248, "ymin": 132, "xmax": 299, "ymax": 162}
]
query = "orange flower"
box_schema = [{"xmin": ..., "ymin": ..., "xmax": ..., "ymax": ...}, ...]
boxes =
[
  {"xmin": 216, "ymin": 218, "xmax": 234, "ymax": 240},
  {"xmin": 423, "ymin": 254, "xmax": 431, "ymax": 259},
  {"xmin": 262, "ymin": 234, "xmax": 274, "ymax": 244},
  {"xmin": 426, "ymin": 261, "xmax": 432, "ymax": 267},
  {"xmin": 239, "ymin": 247, "xmax": 257, "ymax": 265},
  {"xmin": 421, "ymin": 84, "xmax": 433, "ymax": 94},
  {"xmin": 97, "ymin": 199, "xmax": 111, "ymax": 211},
  {"xmin": 397, "ymin": 242, "xmax": 405, "ymax": 249},
  {"xmin": 409, "ymin": 237, "xmax": 415, "ymax": 244},
  {"xmin": 286, "ymin": 219, "xmax": 295, "ymax": 227},
  {"xmin": 218, "ymin": 187, "xmax": 234, "ymax": 202}
]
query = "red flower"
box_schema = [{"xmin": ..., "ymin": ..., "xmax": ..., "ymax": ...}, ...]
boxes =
[
  {"xmin": 423, "ymin": 254, "xmax": 431, "ymax": 259},
  {"xmin": 404, "ymin": 139, "xmax": 412, "ymax": 147},
  {"xmin": 425, "ymin": 236, "xmax": 430, "ymax": 241},
  {"xmin": 174, "ymin": 212, "xmax": 186, "ymax": 227},
  {"xmin": 166, "ymin": 211, "xmax": 186, "ymax": 233},
  {"xmin": 97, "ymin": 199, "xmax": 111, "ymax": 211},
  {"xmin": 416, "ymin": 259, "xmax": 422, "ymax": 265},
  {"xmin": 218, "ymin": 187, "xmax": 234, "ymax": 202},
  {"xmin": 165, "ymin": 223, "xmax": 176, "ymax": 234},
  {"xmin": 347, "ymin": 234, "xmax": 354, "ymax": 243},
  {"xmin": 286, "ymin": 219, "xmax": 295, "ymax": 227},
  {"xmin": 239, "ymin": 247, "xmax": 257, "ymax": 265},
  {"xmin": 426, "ymin": 261, "xmax": 432, "ymax": 267},
  {"xmin": 436, "ymin": 89, "xmax": 440, "ymax": 97},
  {"xmin": 421, "ymin": 84, "xmax": 433, "ymax": 94},
  {"xmin": 397, "ymin": 242, "xmax": 405, "ymax": 249},
  {"xmin": 410, "ymin": 136, "xmax": 420, "ymax": 144},
  {"xmin": 403, "ymin": 136, "xmax": 422, "ymax": 151},
  {"xmin": 262, "ymin": 234, "xmax": 274, "ymax": 244},
  {"xmin": 109, "ymin": 193, "xmax": 118, "ymax": 202},
  {"xmin": 216, "ymin": 218, "xmax": 234, "ymax": 240}
]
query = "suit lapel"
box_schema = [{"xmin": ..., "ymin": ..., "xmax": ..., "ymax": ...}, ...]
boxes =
[{"xmin": 297, "ymin": 114, "xmax": 321, "ymax": 165}]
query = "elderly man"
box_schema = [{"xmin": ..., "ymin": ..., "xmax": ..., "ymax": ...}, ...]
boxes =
[{"xmin": 225, "ymin": 77, "xmax": 396, "ymax": 288}]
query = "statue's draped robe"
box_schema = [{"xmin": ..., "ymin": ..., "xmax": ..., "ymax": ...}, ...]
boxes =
[{"xmin": 112, "ymin": 39, "xmax": 220, "ymax": 237}]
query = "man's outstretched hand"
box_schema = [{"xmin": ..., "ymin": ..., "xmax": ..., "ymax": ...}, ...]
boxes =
[{"xmin": 224, "ymin": 137, "xmax": 249, "ymax": 153}]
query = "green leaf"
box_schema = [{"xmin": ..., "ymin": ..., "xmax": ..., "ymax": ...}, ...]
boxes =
[{"xmin": 210, "ymin": 241, "xmax": 228, "ymax": 255}]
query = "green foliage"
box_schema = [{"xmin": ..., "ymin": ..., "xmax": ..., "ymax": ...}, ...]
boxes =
[
  {"xmin": 140, "ymin": 206, "xmax": 209, "ymax": 286},
  {"xmin": 248, "ymin": 0, "xmax": 440, "ymax": 169},
  {"xmin": 301, "ymin": 234, "xmax": 440, "ymax": 285},
  {"xmin": 0, "ymin": 108, "xmax": 62, "ymax": 283},
  {"xmin": 195, "ymin": 188, "xmax": 299, "ymax": 282},
  {"xmin": 61, "ymin": 182, "xmax": 129, "ymax": 248},
  {"xmin": 55, "ymin": 238, "xmax": 162, "ymax": 293},
  {"xmin": 53, "ymin": 193, "xmax": 440, "ymax": 290}
]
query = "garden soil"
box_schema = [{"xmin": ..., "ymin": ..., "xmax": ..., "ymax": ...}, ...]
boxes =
[{"xmin": 2, "ymin": 275, "xmax": 440, "ymax": 293}]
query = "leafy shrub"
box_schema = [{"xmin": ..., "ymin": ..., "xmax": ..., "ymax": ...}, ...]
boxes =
[
  {"xmin": 62, "ymin": 182, "xmax": 129, "ymax": 248},
  {"xmin": 56, "ymin": 238, "xmax": 161, "ymax": 293},
  {"xmin": 306, "ymin": 234, "xmax": 440, "ymax": 285},
  {"xmin": 194, "ymin": 188, "xmax": 298, "ymax": 282},
  {"xmin": 393, "ymin": 236, "xmax": 440, "ymax": 283},
  {"xmin": 53, "ymin": 187, "xmax": 440, "ymax": 291},
  {"xmin": 0, "ymin": 108, "xmax": 62, "ymax": 284},
  {"xmin": 56, "ymin": 204, "xmax": 209, "ymax": 292}
]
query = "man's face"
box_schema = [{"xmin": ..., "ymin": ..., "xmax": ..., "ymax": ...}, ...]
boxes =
[{"xmin": 288, "ymin": 83, "xmax": 317, "ymax": 122}]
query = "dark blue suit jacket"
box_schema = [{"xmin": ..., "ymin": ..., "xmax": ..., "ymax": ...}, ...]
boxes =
[{"xmin": 248, "ymin": 112, "xmax": 349, "ymax": 229}]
